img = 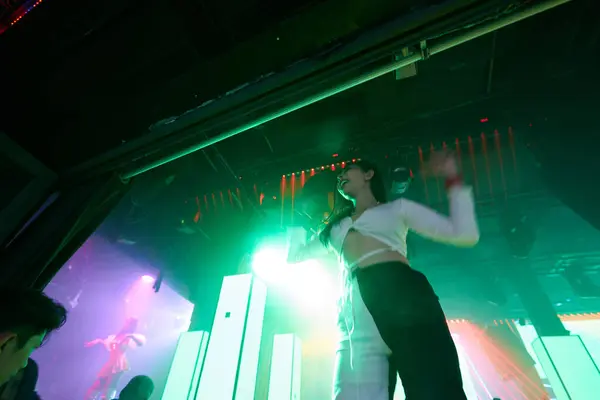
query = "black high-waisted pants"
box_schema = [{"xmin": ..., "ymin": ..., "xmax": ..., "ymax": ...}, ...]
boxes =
[{"xmin": 333, "ymin": 261, "xmax": 467, "ymax": 400}]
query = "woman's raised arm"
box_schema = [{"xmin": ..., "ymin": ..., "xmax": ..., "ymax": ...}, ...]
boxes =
[
  {"xmin": 286, "ymin": 227, "xmax": 329, "ymax": 263},
  {"xmin": 395, "ymin": 186, "xmax": 479, "ymax": 247}
]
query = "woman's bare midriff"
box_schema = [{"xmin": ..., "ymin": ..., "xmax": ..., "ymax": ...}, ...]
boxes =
[{"xmin": 342, "ymin": 230, "xmax": 409, "ymax": 268}]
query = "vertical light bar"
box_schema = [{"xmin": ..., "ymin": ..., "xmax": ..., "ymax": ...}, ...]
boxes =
[
  {"xmin": 268, "ymin": 334, "xmax": 303, "ymax": 400},
  {"xmin": 291, "ymin": 336, "xmax": 302, "ymax": 400},
  {"xmin": 162, "ymin": 331, "xmax": 209, "ymax": 400},
  {"xmin": 196, "ymin": 274, "xmax": 267, "ymax": 400},
  {"xmin": 280, "ymin": 175, "xmax": 286, "ymax": 228},
  {"xmin": 532, "ymin": 335, "xmax": 600, "ymax": 400},
  {"xmin": 234, "ymin": 277, "xmax": 267, "ymax": 399}
]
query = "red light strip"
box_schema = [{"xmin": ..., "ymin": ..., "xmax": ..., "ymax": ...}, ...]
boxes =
[
  {"xmin": 196, "ymin": 128, "xmax": 524, "ymax": 218},
  {"xmin": 283, "ymin": 159, "xmax": 360, "ymax": 178},
  {"xmin": 1, "ymin": 0, "xmax": 45, "ymax": 35}
]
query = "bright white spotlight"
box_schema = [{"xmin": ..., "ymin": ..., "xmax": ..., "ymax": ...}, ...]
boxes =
[
  {"xmin": 251, "ymin": 244, "xmax": 338, "ymax": 316},
  {"xmin": 141, "ymin": 275, "xmax": 155, "ymax": 284},
  {"xmin": 251, "ymin": 246, "xmax": 288, "ymax": 284}
]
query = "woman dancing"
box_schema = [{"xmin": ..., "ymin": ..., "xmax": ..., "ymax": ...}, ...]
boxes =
[
  {"xmin": 84, "ymin": 317, "xmax": 146, "ymax": 400},
  {"xmin": 288, "ymin": 152, "xmax": 479, "ymax": 399}
]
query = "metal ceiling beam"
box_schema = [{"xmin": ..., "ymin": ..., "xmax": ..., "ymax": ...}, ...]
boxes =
[
  {"xmin": 0, "ymin": 133, "xmax": 57, "ymax": 248},
  {"xmin": 67, "ymin": 0, "xmax": 496, "ymax": 180},
  {"xmin": 121, "ymin": 0, "xmax": 571, "ymax": 180},
  {"xmin": 66, "ymin": 0, "xmax": 572, "ymax": 182}
]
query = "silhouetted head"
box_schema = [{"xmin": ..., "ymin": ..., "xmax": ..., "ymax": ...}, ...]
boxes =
[
  {"xmin": 0, "ymin": 289, "xmax": 66, "ymax": 387},
  {"xmin": 119, "ymin": 375, "xmax": 154, "ymax": 400}
]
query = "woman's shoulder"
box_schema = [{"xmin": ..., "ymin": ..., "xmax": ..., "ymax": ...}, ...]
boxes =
[
  {"xmin": 328, "ymin": 214, "xmax": 351, "ymax": 240},
  {"xmin": 385, "ymin": 197, "xmax": 413, "ymax": 214},
  {"xmin": 331, "ymin": 215, "xmax": 351, "ymax": 230}
]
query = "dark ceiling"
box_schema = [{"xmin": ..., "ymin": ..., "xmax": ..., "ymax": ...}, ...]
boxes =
[
  {"xmin": 1, "ymin": 0, "xmax": 472, "ymax": 170},
  {"xmin": 2, "ymin": 0, "xmax": 600, "ymax": 318},
  {"xmin": 2, "ymin": 0, "xmax": 573, "ymax": 173}
]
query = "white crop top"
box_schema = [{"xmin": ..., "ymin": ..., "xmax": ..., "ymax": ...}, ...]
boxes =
[{"xmin": 328, "ymin": 186, "xmax": 479, "ymax": 265}]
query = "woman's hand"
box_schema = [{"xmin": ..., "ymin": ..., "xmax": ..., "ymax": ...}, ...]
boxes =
[
  {"xmin": 287, "ymin": 243, "xmax": 308, "ymax": 264},
  {"xmin": 287, "ymin": 227, "xmax": 309, "ymax": 263},
  {"xmin": 424, "ymin": 151, "xmax": 459, "ymax": 178}
]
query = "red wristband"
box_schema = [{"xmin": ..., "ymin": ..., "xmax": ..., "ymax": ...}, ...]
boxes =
[{"xmin": 444, "ymin": 174, "xmax": 463, "ymax": 190}]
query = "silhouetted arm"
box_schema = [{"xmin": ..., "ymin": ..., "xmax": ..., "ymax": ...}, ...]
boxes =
[
  {"xmin": 127, "ymin": 333, "xmax": 146, "ymax": 347},
  {"xmin": 84, "ymin": 338, "xmax": 105, "ymax": 348}
]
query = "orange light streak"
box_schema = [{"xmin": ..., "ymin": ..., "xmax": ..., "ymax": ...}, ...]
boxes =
[
  {"xmin": 236, "ymin": 188, "xmax": 243, "ymax": 210},
  {"xmin": 480, "ymin": 133, "xmax": 494, "ymax": 197},
  {"xmin": 467, "ymin": 137, "xmax": 479, "ymax": 196},
  {"xmin": 430, "ymin": 142, "xmax": 442, "ymax": 202},
  {"xmin": 280, "ymin": 176, "xmax": 286, "ymax": 228},
  {"xmin": 291, "ymin": 173, "xmax": 296, "ymax": 224},
  {"xmin": 494, "ymin": 130, "xmax": 507, "ymax": 195},
  {"xmin": 417, "ymin": 146, "xmax": 430, "ymax": 204}
]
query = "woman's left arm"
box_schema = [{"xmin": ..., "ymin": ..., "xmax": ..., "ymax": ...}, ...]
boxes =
[
  {"xmin": 127, "ymin": 333, "xmax": 147, "ymax": 347},
  {"xmin": 395, "ymin": 185, "xmax": 479, "ymax": 247},
  {"xmin": 396, "ymin": 151, "xmax": 479, "ymax": 247}
]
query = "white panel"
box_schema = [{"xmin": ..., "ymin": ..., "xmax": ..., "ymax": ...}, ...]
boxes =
[
  {"xmin": 162, "ymin": 331, "xmax": 209, "ymax": 400},
  {"xmin": 189, "ymin": 332, "xmax": 209, "ymax": 400},
  {"xmin": 268, "ymin": 334, "xmax": 302, "ymax": 400},
  {"xmin": 268, "ymin": 335, "xmax": 294, "ymax": 400},
  {"xmin": 291, "ymin": 336, "xmax": 302, "ymax": 400},
  {"xmin": 532, "ymin": 335, "xmax": 600, "ymax": 400},
  {"xmin": 197, "ymin": 274, "xmax": 252, "ymax": 399},
  {"xmin": 196, "ymin": 274, "xmax": 267, "ymax": 400},
  {"xmin": 234, "ymin": 278, "xmax": 267, "ymax": 399}
]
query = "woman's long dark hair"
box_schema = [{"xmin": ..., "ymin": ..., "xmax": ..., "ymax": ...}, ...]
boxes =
[{"xmin": 318, "ymin": 160, "xmax": 387, "ymax": 246}]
